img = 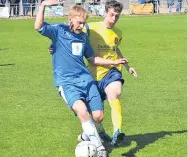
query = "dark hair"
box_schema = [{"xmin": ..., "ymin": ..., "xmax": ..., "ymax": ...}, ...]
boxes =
[{"xmin": 105, "ymin": 0, "xmax": 123, "ymax": 13}]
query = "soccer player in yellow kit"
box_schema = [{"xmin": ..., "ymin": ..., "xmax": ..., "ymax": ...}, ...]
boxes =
[{"xmin": 84, "ymin": 0, "xmax": 137, "ymax": 146}]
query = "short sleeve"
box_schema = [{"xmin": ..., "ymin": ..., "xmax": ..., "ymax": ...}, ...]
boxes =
[{"xmin": 37, "ymin": 22, "xmax": 58, "ymax": 42}]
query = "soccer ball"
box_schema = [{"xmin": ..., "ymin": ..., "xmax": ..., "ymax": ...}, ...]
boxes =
[{"xmin": 75, "ymin": 141, "xmax": 97, "ymax": 157}]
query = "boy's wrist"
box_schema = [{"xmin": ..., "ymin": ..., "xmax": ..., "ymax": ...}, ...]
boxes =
[{"xmin": 124, "ymin": 63, "xmax": 130, "ymax": 71}]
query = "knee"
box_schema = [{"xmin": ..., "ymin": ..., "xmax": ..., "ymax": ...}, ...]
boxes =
[
  {"xmin": 105, "ymin": 82, "xmax": 122, "ymax": 100},
  {"xmin": 92, "ymin": 110, "xmax": 104, "ymax": 123},
  {"xmin": 107, "ymin": 90, "xmax": 121, "ymax": 100},
  {"xmin": 115, "ymin": 90, "xmax": 121, "ymax": 99}
]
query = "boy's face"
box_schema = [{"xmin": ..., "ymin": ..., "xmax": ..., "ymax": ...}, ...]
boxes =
[
  {"xmin": 105, "ymin": 8, "xmax": 121, "ymax": 27},
  {"xmin": 69, "ymin": 16, "xmax": 86, "ymax": 34}
]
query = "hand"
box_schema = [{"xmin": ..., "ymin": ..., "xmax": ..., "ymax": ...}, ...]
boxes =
[
  {"xmin": 48, "ymin": 47, "xmax": 54, "ymax": 54},
  {"xmin": 42, "ymin": 0, "xmax": 59, "ymax": 6},
  {"xmin": 113, "ymin": 58, "xmax": 128, "ymax": 65},
  {"xmin": 48, "ymin": 44, "xmax": 54, "ymax": 54},
  {"xmin": 129, "ymin": 67, "xmax": 138, "ymax": 78}
]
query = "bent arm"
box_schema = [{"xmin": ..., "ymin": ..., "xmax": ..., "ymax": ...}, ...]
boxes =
[
  {"xmin": 117, "ymin": 48, "xmax": 130, "ymax": 71},
  {"xmin": 87, "ymin": 56, "xmax": 126, "ymax": 66},
  {"xmin": 34, "ymin": 0, "xmax": 59, "ymax": 30},
  {"xmin": 34, "ymin": 2, "xmax": 45, "ymax": 30},
  {"xmin": 117, "ymin": 48, "xmax": 138, "ymax": 77}
]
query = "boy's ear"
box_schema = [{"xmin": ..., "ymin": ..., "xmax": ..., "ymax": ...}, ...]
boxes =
[
  {"xmin": 68, "ymin": 17, "xmax": 71, "ymax": 23},
  {"xmin": 69, "ymin": 18, "xmax": 73, "ymax": 26},
  {"xmin": 68, "ymin": 17, "xmax": 72, "ymax": 22},
  {"xmin": 68, "ymin": 18, "xmax": 73, "ymax": 30}
]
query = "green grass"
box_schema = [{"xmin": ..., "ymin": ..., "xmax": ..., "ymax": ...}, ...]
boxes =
[{"xmin": 0, "ymin": 14, "xmax": 187, "ymax": 157}]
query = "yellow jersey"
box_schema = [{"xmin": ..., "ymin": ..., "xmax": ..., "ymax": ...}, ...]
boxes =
[{"xmin": 84, "ymin": 22, "xmax": 123, "ymax": 81}]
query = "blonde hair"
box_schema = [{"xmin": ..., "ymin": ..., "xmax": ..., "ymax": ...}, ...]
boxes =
[{"xmin": 68, "ymin": 5, "xmax": 88, "ymax": 21}]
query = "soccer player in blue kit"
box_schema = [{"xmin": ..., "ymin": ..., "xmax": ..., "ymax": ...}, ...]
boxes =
[{"xmin": 34, "ymin": 0, "xmax": 127, "ymax": 156}]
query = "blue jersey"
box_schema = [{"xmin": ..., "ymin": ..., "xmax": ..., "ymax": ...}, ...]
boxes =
[{"xmin": 38, "ymin": 22, "xmax": 94, "ymax": 87}]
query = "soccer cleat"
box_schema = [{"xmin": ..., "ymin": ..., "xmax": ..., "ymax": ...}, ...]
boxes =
[
  {"xmin": 78, "ymin": 133, "xmax": 104, "ymax": 143},
  {"xmin": 99, "ymin": 131, "xmax": 111, "ymax": 142},
  {"xmin": 77, "ymin": 133, "xmax": 90, "ymax": 142},
  {"xmin": 111, "ymin": 129, "xmax": 125, "ymax": 146},
  {"xmin": 97, "ymin": 149, "xmax": 108, "ymax": 157}
]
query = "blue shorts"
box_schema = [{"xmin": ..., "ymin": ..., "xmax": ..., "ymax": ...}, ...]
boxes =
[
  {"xmin": 58, "ymin": 81, "xmax": 104, "ymax": 112},
  {"xmin": 97, "ymin": 68, "xmax": 124, "ymax": 101}
]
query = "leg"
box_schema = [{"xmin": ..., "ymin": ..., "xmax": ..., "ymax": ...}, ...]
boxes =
[
  {"xmin": 58, "ymin": 86, "xmax": 108, "ymax": 156},
  {"xmin": 13, "ymin": 5, "xmax": 16, "ymax": 16},
  {"xmin": 105, "ymin": 81, "xmax": 125, "ymax": 145},
  {"xmin": 169, "ymin": 5, "xmax": 172, "ymax": 14},
  {"xmin": 72, "ymin": 100, "xmax": 107, "ymax": 157},
  {"xmin": 105, "ymin": 81, "xmax": 123, "ymax": 132},
  {"xmin": 89, "ymin": 82, "xmax": 111, "ymax": 142},
  {"xmin": 92, "ymin": 111, "xmax": 112, "ymax": 142},
  {"xmin": 78, "ymin": 110, "xmax": 111, "ymax": 143},
  {"xmin": 10, "ymin": 5, "xmax": 13, "ymax": 16},
  {"xmin": 179, "ymin": 2, "xmax": 182, "ymax": 13},
  {"xmin": 78, "ymin": 114, "xmax": 111, "ymax": 143}
]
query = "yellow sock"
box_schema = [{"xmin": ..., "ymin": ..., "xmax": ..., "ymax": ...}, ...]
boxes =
[{"xmin": 109, "ymin": 99, "xmax": 123, "ymax": 134}]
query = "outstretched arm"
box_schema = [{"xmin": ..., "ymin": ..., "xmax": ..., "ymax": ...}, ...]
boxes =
[
  {"xmin": 117, "ymin": 48, "xmax": 138, "ymax": 77},
  {"xmin": 87, "ymin": 56, "xmax": 127, "ymax": 66},
  {"xmin": 34, "ymin": 0, "xmax": 59, "ymax": 30}
]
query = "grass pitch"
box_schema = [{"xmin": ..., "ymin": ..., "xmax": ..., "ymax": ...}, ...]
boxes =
[{"xmin": 0, "ymin": 14, "xmax": 187, "ymax": 157}]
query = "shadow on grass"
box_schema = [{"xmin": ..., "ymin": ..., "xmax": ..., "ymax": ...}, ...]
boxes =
[
  {"xmin": 0, "ymin": 48, "xmax": 8, "ymax": 51},
  {"xmin": 104, "ymin": 130, "xmax": 187, "ymax": 157},
  {"xmin": 0, "ymin": 63, "xmax": 15, "ymax": 66}
]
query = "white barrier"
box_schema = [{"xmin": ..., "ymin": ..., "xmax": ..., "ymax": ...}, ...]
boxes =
[
  {"xmin": 90, "ymin": 4, "xmax": 105, "ymax": 16},
  {"xmin": 44, "ymin": 6, "xmax": 64, "ymax": 17},
  {"xmin": 0, "ymin": 6, "xmax": 9, "ymax": 18}
]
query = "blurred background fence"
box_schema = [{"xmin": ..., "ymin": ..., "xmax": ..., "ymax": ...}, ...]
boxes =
[{"xmin": 0, "ymin": 0, "xmax": 187, "ymax": 18}]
